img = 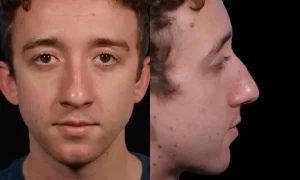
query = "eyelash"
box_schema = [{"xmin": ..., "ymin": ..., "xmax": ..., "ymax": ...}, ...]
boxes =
[
  {"xmin": 94, "ymin": 53, "xmax": 117, "ymax": 65},
  {"xmin": 33, "ymin": 52, "xmax": 118, "ymax": 65},
  {"xmin": 34, "ymin": 53, "xmax": 58, "ymax": 65},
  {"xmin": 213, "ymin": 56, "xmax": 231, "ymax": 71}
]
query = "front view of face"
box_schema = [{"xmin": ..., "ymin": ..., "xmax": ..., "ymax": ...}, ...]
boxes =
[
  {"xmin": 1, "ymin": 0, "xmax": 147, "ymax": 166},
  {"xmin": 151, "ymin": 0, "xmax": 259, "ymax": 175}
]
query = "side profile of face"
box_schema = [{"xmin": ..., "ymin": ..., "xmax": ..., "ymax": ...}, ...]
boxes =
[
  {"xmin": 0, "ymin": 0, "xmax": 149, "ymax": 166},
  {"xmin": 151, "ymin": 0, "xmax": 259, "ymax": 175}
]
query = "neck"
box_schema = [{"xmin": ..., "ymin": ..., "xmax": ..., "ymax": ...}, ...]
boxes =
[
  {"xmin": 23, "ymin": 130, "xmax": 142, "ymax": 180},
  {"xmin": 150, "ymin": 141, "xmax": 181, "ymax": 180}
]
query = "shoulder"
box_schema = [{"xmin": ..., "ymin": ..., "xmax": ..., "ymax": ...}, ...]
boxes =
[
  {"xmin": 0, "ymin": 157, "xmax": 26, "ymax": 180},
  {"xmin": 131, "ymin": 152, "xmax": 150, "ymax": 180},
  {"xmin": 133, "ymin": 152, "xmax": 149, "ymax": 165}
]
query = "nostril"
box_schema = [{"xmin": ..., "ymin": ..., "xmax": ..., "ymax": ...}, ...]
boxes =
[{"xmin": 59, "ymin": 101, "xmax": 93, "ymax": 109}]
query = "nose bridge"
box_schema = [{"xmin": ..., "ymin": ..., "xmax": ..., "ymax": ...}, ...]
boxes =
[
  {"xmin": 230, "ymin": 59, "xmax": 259, "ymax": 106},
  {"xmin": 59, "ymin": 58, "xmax": 93, "ymax": 108}
]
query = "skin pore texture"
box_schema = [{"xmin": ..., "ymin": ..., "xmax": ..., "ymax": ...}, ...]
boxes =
[
  {"xmin": 150, "ymin": 0, "xmax": 259, "ymax": 179},
  {"xmin": 0, "ymin": 0, "xmax": 150, "ymax": 179}
]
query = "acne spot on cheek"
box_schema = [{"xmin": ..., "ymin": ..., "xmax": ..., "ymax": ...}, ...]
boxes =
[
  {"xmin": 92, "ymin": 13, "xmax": 95, "ymax": 16},
  {"xmin": 170, "ymin": 127, "xmax": 173, "ymax": 131},
  {"xmin": 190, "ymin": 22, "xmax": 194, "ymax": 28},
  {"xmin": 173, "ymin": 144, "xmax": 177, "ymax": 148},
  {"xmin": 158, "ymin": 155, "xmax": 162, "ymax": 159},
  {"xmin": 152, "ymin": 163, "xmax": 156, "ymax": 166},
  {"xmin": 172, "ymin": 154, "xmax": 176, "ymax": 157},
  {"xmin": 158, "ymin": 145, "xmax": 162, "ymax": 149}
]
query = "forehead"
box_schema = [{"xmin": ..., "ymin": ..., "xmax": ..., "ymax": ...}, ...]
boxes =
[
  {"xmin": 171, "ymin": 0, "xmax": 232, "ymax": 57},
  {"xmin": 11, "ymin": 0, "xmax": 138, "ymax": 49}
]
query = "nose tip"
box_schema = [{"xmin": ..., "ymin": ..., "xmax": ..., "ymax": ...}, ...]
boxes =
[
  {"xmin": 230, "ymin": 61, "xmax": 260, "ymax": 107},
  {"xmin": 58, "ymin": 65, "xmax": 94, "ymax": 110},
  {"xmin": 60, "ymin": 92, "xmax": 93, "ymax": 109},
  {"xmin": 241, "ymin": 82, "xmax": 259, "ymax": 105}
]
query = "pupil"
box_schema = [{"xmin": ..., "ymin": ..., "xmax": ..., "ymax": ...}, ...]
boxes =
[
  {"xmin": 41, "ymin": 55, "xmax": 51, "ymax": 63},
  {"xmin": 101, "ymin": 54, "xmax": 111, "ymax": 62}
]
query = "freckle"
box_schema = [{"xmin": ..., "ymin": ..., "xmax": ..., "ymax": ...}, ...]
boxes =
[
  {"xmin": 92, "ymin": 13, "xmax": 95, "ymax": 16},
  {"xmin": 173, "ymin": 144, "xmax": 177, "ymax": 148},
  {"xmin": 172, "ymin": 154, "xmax": 176, "ymax": 157},
  {"xmin": 170, "ymin": 127, "xmax": 173, "ymax": 131},
  {"xmin": 217, "ymin": 133, "xmax": 219, "ymax": 135},
  {"xmin": 152, "ymin": 163, "xmax": 156, "ymax": 166},
  {"xmin": 190, "ymin": 22, "xmax": 194, "ymax": 28},
  {"xmin": 158, "ymin": 145, "xmax": 162, "ymax": 149},
  {"xmin": 158, "ymin": 155, "xmax": 162, "ymax": 158},
  {"xmin": 154, "ymin": 116, "xmax": 156, "ymax": 119}
]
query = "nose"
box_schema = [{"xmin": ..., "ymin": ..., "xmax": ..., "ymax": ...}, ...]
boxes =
[
  {"xmin": 229, "ymin": 59, "xmax": 259, "ymax": 107},
  {"xmin": 58, "ymin": 62, "xmax": 94, "ymax": 109}
]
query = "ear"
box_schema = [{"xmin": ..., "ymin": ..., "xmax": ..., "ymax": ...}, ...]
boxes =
[
  {"xmin": 0, "ymin": 61, "xmax": 18, "ymax": 105},
  {"xmin": 134, "ymin": 56, "xmax": 150, "ymax": 103}
]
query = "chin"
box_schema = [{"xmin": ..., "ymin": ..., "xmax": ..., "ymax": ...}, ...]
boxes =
[
  {"xmin": 185, "ymin": 148, "xmax": 231, "ymax": 175},
  {"xmin": 53, "ymin": 144, "xmax": 99, "ymax": 168},
  {"xmin": 186, "ymin": 160, "xmax": 230, "ymax": 176}
]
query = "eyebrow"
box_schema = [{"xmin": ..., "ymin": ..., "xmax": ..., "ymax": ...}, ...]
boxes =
[
  {"xmin": 21, "ymin": 37, "xmax": 130, "ymax": 53},
  {"xmin": 203, "ymin": 31, "xmax": 232, "ymax": 59},
  {"xmin": 89, "ymin": 38, "xmax": 130, "ymax": 52},
  {"xmin": 22, "ymin": 37, "xmax": 61, "ymax": 53}
]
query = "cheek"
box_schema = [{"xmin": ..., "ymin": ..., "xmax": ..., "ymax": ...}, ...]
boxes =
[
  {"xmin": 15, "ymin": 74, "xmax": 56, "ymax": 129},
  {"xmin": 93, "ymin": 74, "xmax": 136, "ymax": 128},
  {"xmin": 153, "ymin": 74, "xmax": 229, "ymax": 148}
]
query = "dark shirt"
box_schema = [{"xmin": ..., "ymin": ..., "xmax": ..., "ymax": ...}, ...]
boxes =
[{"xmin": 0, "ymin": 152, "xmax": 149, "ymax": 180}]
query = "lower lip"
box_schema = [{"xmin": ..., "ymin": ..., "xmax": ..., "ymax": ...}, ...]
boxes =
[
  {"xmin": 229, "ymin": 126, "xmax": 239, "ymax": 137},
  {"xmin": 56, "ymin": 125, "xmax": 94, "ymax": 135}
]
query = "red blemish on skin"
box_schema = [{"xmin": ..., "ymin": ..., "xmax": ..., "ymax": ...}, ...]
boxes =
[
  {"xmin": 173, "ymin": 144, "xmax": 177, "ymax": 148},
  {"xmin": 153, "ymin": 163, "xmax": 156, "ymax": 166},
  {"xmin": 190, "ymin": 23, "xmax": 194, "ymax": 28},
  {"xmin": 170, "ymin": 127, "xmax": 173, "ymax": 131},
  {"xmin": 158, "ymin": 145, "xmax": 162, "ymax": 149},
  {"xmin": 92, "ymin": 13, "xmax": 95, "ymax": 16}
]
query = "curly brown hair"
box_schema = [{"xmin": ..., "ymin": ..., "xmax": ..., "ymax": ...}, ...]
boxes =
[
  {"xmin": 150, "ymin": 0, "xmax": 205, "ymax": 99},
  {"xmin": 0, "ymin": 0, "xmax": 149, "ymax": 79}
]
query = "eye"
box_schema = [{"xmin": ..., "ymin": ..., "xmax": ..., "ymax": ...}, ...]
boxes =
[
  {"xmin": 94, "ymin": 53, "xmax": 117, "ymax": 65},
  {"xmin": 35, "ymin": 54, "xmax": 58, "ymax": 65},
  {"xmin": 214, "ymin": 56, "xmax": 231, "ymax": 71}
]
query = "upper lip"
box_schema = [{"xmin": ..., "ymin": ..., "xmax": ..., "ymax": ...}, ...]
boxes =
[
  {"xmin": 54, "ymin": 120, "xmax": 98, "ymax": 126},
  {"xmin": 231, "ymin": 119, "xmax": 241, "ymax": 128}
]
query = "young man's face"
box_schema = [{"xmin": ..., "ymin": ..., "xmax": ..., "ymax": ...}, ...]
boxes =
[
  {"xmin": 1, "ymin": 0, "xmax": 149, "ymax": 166},
  {"xmin": 151, "ymin": 0, "xmax": 259, "ymax": 174}
]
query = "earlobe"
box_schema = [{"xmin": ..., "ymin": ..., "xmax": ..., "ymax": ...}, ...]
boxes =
[
  {"xmin": 134, "ymin": 56, "xmax": 150, "ymax": 103},
  {"xmin": 0, "ymin": 61, "xmax": 18, "ymax": 105}
]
